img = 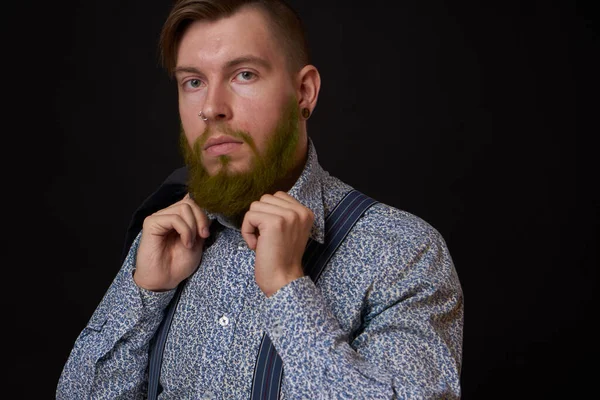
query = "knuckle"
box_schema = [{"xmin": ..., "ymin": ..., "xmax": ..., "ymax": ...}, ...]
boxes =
[
  {"xmin": 273, "ymin": 215, "xmax": 285, "ymax": 228},
  {"xmin": 305, "ymin": 209, "xmax": 314, "ymax": 222},
  {"xmin": 286, "ymin": 209, "xmax": 299, "ymax": 221}
]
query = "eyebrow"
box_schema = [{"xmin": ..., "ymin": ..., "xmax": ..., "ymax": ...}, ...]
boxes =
[
  {"xmin": 174, "ymin": 55, "xmax": 272, "ymax": 77},
  {"xmin": 224, "ymin": 55, "xmax": 271, "ymax": 71}
]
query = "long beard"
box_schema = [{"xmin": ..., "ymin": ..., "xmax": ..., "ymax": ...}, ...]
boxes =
[{"xmin": 179, "ymin": 98, "xmax": 300, "ymax": 222}]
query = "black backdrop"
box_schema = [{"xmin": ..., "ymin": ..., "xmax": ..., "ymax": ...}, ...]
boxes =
[{"xmin": 6, "ymin": 1, "xmax": 597, "ymax": 399}]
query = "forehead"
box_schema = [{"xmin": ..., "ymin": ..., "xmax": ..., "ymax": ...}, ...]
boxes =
[{"xmin": 176, "ymin": 7, "xmax": 282, "ymax": 69}]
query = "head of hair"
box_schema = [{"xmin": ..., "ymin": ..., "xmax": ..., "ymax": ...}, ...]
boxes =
[{"xmin": 159, "ymin": 0, "xmax": 310, "ymax": 78}]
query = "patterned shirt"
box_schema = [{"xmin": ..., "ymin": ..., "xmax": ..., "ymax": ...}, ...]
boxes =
[{"xmin": 57, "ymin": 139, "xmax": 464, "ymax": 399}]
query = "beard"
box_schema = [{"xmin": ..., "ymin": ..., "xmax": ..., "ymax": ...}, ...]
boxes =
[{"xmin": 179, "ymin": 97, "xmax": 300, "ymax": 223}]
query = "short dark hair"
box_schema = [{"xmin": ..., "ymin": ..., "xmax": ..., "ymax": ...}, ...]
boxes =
[{"xmin": 159, "ymin": 0, "xmax": 310, "ymax": 78}]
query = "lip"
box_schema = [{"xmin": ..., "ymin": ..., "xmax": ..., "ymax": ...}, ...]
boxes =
[{"xmin": 203, "ymin": 135, "xmax": 244, "ymax": 151}]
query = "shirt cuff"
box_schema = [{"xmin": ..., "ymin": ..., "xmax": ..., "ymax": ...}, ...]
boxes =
[
  {"xmin": 99, "ymin": 232, "xmax": 176, "ymax": 335},
  {"xmin": 133, "ymin": 271, "xmax": 177, "ymax": 311},
  {"xmin": 262, "ymin": 276, "xmax": 342, "ymax": 362}
]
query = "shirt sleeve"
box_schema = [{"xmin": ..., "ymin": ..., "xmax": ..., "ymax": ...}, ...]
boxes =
[
  {"xmin": 56, "ymin": 230, "xmax": 176, "ymax": 400},
  {"xmin": 262, "ymin": 226, "xmax": 464, "ymax": 399}
]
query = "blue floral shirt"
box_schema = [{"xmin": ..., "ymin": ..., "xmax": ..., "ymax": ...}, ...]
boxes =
[{"xmin": 57, "ymin": 140, "xmax": 464, "ymax": 399}]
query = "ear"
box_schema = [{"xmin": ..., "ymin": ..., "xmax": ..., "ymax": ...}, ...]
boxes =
[{"xmin": 296, "ymin": 65, "xmax": 321, "ymax": 118}]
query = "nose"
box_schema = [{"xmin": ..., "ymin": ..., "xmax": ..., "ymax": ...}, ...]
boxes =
[{"xmin": 201, "ymin": 83, "xmax": 232, "ymax": 122}]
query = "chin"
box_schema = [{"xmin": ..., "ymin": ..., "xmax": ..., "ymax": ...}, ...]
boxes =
[{"xmin": 206, "ymin": 161, "xmax": 252, "ymax": 176}]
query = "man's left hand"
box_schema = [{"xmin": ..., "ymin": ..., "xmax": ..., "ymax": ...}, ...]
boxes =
[{"xmin": 241, "ymin": 191, "xmax": 313, "ymax": 297}]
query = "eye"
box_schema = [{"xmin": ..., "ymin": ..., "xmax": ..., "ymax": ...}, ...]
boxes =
[
  {"xmin": 183, "ymin": 78, "xmax": 204, "ymax": 90},
  {"xmin": 235, "ymin": 71, "xmax": 256, "ymax": 82}
]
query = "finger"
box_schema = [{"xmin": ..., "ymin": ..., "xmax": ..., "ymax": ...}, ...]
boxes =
[
  {"xmin": 249, "ymin": 200, "xmax": 298, "ymax": 222},
  {"xmin": 272, "ymin": 191, "xmax": 301, "ymax": 204},
  {"xmin": 160, "ymin": 192, "xmax": 191, "ymax": 210},
  {"xmin": 143, "ymin": 213, "xmax": 196, "ymax": 249},
  {"xmin": 181, "ymin": 194, "xmax": 211, "ymax": 238},
  {"xmin": 179, "ymin": 204, "xmax": 198, "ymax": 242},
  {"xmin": 258, "ymin": 193, "xmax": 293, "ymax": 208},
  {"xmin": 154, "ymin": 196, "xmax": 211, "ymax": 239},
  {"xmin": 258, "ymin": 193, "xmax": 312, "ymax": 221},
  {"xmin": 153, "ymin": 203, "xmax": 198, "ymax": 244},
  {"xmin": 240, "ymin": 210, "xmax": 277, "ymax": 250},
  {"xmin": 258, "ymin": 194, "xmax": 306, "ymax": 216}
]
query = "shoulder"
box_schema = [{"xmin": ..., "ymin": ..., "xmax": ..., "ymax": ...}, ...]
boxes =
[
  {"xmin": 320, "ymin": 173, "xmax": 451, "ymax": 270},
  {"xmin": 340, "ymin": 200, "xmax": 460, "ymax": 303},
  {"xmin": 321, "ymin": 172, "xmax": 444, "ymax": 251},
  {"xmin": 318, "ymin": 178, "xmax": 461, "ymax": 308},
  {"xmin": 349, "ymin": 201, "xmax": 450, "ymax": 269},
  {"xmin": 360, "ymin": 202, "xmax": 444, "ymax": 248}
]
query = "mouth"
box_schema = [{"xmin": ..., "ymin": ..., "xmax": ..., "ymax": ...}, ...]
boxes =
[{"xmin": 203, "ymin": 135, "xmax": 244, "ymax": 156}]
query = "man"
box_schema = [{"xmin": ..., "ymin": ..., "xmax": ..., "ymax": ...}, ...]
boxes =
[{"xmin": 57, "ymin": 0, "xmax": 464, "ymax": 398}]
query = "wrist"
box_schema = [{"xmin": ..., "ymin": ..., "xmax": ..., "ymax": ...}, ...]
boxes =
[
  {"xmin": 132, "ymin": 269, "xmax": 176, "ymax": 292},
  {"xmin": 261, "ymin": 265, "xmax": 304, "ymax": 297}
]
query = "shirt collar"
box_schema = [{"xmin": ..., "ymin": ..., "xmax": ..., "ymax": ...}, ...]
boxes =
[{"xmin": 206, "ymin": 138, "xmax": 326, "ymax": 244}]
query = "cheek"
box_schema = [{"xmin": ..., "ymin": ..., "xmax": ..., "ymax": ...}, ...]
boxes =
[
  {"xmin": 238, "ymin": 114, "xmax": 279, "ymax": 151},
  {"xmin": 232, "ymin": 84, "xmax": 262, "ymax": 98},
  {"xmin": 235, "ymin": 94, "xmax": 287, "ymax": 137},
  {"xmin": 179, "ymin": 101, "xmax": 205, "ymax": 145}
]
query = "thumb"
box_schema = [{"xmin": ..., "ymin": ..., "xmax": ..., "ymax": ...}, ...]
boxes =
[{"xmin": 241, "ymin": 213, "xmax": 259, "ymax": 250}]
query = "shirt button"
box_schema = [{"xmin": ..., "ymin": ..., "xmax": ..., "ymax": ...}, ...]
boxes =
[
  {"xmin": 218, "ymin": 315, "xmax": 230, "ymax": 327},
  {"xmin": 237, "ymin": 240, "xmax": 247, "ymax": 250},
  {"xmin": 271, "ymin": 323, "xmax": 283, "ymax": 339},
  {"xmin": 201, "ymin": 391, "xmax": 216, "ymax": 400}
]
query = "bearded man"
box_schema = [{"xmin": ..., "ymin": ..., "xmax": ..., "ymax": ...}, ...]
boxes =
[{"xmin": 57, "ymin": 1, "xmax": 464, "ymax": 399}]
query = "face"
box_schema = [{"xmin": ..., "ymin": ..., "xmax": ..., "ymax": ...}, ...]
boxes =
[
  {"xmin": 175, "ymin": 6, "xmax": 304, "ymax": 176},
  {"xmin": 179, "ymin": 98, "xmax": 300, "ymax": 221}
]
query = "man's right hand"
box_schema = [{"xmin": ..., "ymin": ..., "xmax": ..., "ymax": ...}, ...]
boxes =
[{"xmin": 134, "ymin": 193, "xmax": 210, "ymax": 292}]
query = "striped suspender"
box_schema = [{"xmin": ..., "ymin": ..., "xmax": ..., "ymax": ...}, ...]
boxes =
[
  {"xmin": 148, "ymin": 189, "xmax": 377, "ymax": 399},
  {"xmin": 250, "ymin": 189, "xmax": 377, "ymax": 400},
  {"xmin": 147, "ymin": 281, "xmax": 186, "ymax": 399}
]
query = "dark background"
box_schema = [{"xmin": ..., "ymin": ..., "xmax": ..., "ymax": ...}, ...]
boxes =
[{"xmin": 6, "ymin": 0, "xmax": 597, "ymax": 398}]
